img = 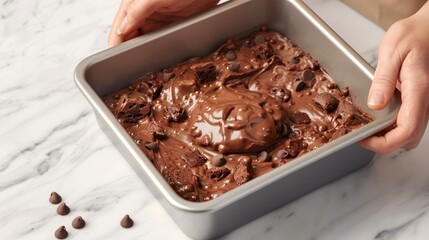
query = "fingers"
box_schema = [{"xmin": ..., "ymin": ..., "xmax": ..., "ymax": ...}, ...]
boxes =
[
  {"xmin": 108, "ymin": 0, "xmax": 134, "ymax": 47},
  {"xmin": 117, "ymin": 0, "xmax": 160, "ymax": 38},
  {"xmin": 367, "ymin": 24, "xmax": 409, "ymax": 110}
]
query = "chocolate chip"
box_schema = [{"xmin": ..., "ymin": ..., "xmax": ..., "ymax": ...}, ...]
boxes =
[
  {"xmin": 54, "ymin": 226, "xmax": 68, "ymax": 239},
  {"xmin": 114, "ymin": 94, "xmax": 151, "ymax": 123},
  {"xmin": 225, "ymin": 50, "xmax": 237, "ymax": 60},
  {"xmin": 72, "ymin": 216, "xmax": 86, "ymax": 229},
  {"xmin": 294, "ymin": 81, "xmax": 307, "ymax": 92},
  {"xmin": 163, "ymin": 71, "xmax": 176, "ymax": 82},
  {"xmin": 257, "ymin": 151, "xmax": 271, "ymax": 162},
  {"xmin": 270, "ymin": 87, "xmax": 291, "ymax": 102},
  {"xmin": 281, "ymin": 123, "xmax": 290, "ymax": 137},
  {"xmin": 222, "ymin": 105, "xmax": 235, "ymax": 121},
  {"xmin": 145, "ymin": 142, "xmax": 159, "ymax": 152},
  {"xmin": 302, "ymin": 69, "xmax": 314, "ymax": 81},
  {"xmin": 234, "ymin": 156, "xmax": 254, "ymax": 185},
  {"xmin": 49, "ymin": 192, "xmax": 62, "ymax": 204},
  {"xmin": 275, "ymin": 149, "xmax": 289, "ymax": 159},
  {"xmin": 136, "ymin": 79, "xmax": 163, "ymax": 100},
  {"xmin": 212, "ymin": 154, "xmax": 226, "ymax": 167},
  {"xmin": 181, "ymin": 150, "xmax": 207, "ymax": 167},
  {"xmin": 56, "ymin": 203, "xmax": 70, "ymax": 216},
  {"xmin": 290, "ymin": 112, "xmax": 311, "ymax": 124},
  {"xmin": 288, "ymin": 56, "xmax": 300, "ymax": 64},
  {"xmin": 164, "ymin": 105, "xmax": 186, "ymax": 122},
  {"xmin": 195, "ymin": 64, "xmax": 218, "ymax": 84},
  {"xmin": 227, "ymin": 61, "xmax": 240, "ymax": 72},
  {"xmin": 313, "ymin": 93, "xmax": 339, "ymax": 113},
  {"xmin": 146, "ymin": 122, "xmax": 167, "ymax": 140},
  {"xmin": 207, "ymin": 167, "xmax": 231, "ymax": 181},
  {"xmin": 254, "ymin": 35, "xmax": 266, "ymax": 45},
  {"xmin": 120, "ymin": 214, "xmax": 134, "ymax": 228}
]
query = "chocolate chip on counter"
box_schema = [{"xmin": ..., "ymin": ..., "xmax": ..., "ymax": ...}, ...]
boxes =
[
  {"xmin": 227, "ymin": 61, "xmax": 240, "ymax": 72},
  {"xmin": 181, "ymin": 150, "xmax": 208, "ymax": 167},
  {"xmin": 146, "ymin": 122, "xmax": 167, "ymax": 140},
  {"xmin": 288, "ymin": 56, "xmax": 300, "ymax": 64},
  {"xmin": 72, "ymin": 216, "xmax": 86, "ymax": 229},
  {"xmin": 164, "ymin": 105, "xmax": 186, "ymax": 122},
  {"xmin": 302, "ymin": 69, "xmax": 314, "ymax": 81},
  {"xmin": 212, "ymin": 154, "xmax": 226, "ymax": 167},
  {"xmin": 49, "ymin": 192, "xmax": 62, "ymax": 204},
  {"xmin": 207, "ymin": 167, "xmax": 231, "ymax": 181},
  {"xmin": 120, "ymin": 214, "xmax": 134, "ymax": 228},
  {"xmin": 254, "ymin": 35, "xmax": 266, "ymax": 45},
  {"xmin": 163, "ymin": 71, "xmax": 176, "ymax": 82},
  {"xmin": 294, "ymin": 81, "xmax": 307, "ymax": 92},
  {"xmin": 195, "ymin": 64, "xmax": 218, "ymax": 84},
  {"xmin": 145, "ymin": 142, "xmax": 159, "ymax": 152},
  {"xmin": 257, "ymin": 151, "xmax": 271, "ymax": 162},
  {"xmin": 225, "ymin": 50, "xmax": 237, "ymax": 60},
  {"xmin": 234, "ymin": 156, "xmax": 254, "ymax": 185},
  {"xmin": 275, "ymin": 149, "xmax": 289, "ymax": 159},
  {"xmin": 290, "ymin": 112, "xmax": 311, "ymax": 124},
  {"xmin": 56, "ymin": 203, "xmax": 70, "ymax": 216},
  {"xmin": 313, "ymin": 93, "xmax": 339, "ymax": 113},
  {"xmin": 55, "ymin": 226, "xmax": 68, "ymax": 239}
]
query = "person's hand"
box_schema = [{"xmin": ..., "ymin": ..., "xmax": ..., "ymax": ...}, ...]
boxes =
[
  {"xmin": 360, "ymin": 2, "xmax": 429, "ymax": 153},
  {"xmin": 108, "ymin": 0, "xmax": 219, "ymax": 47}
]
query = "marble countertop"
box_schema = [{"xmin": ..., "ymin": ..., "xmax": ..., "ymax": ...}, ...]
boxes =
[{"xmin": 1, "ymin": 0, "xmax": 428, "ymax": 239}]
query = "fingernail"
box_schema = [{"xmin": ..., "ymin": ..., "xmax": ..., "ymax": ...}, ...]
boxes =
[
  {"xmin": 117, "ymin": 17, "xmax": 128, "ymax": 35},
  {"xmin": 368, "ymin": 90, "xmax": 385, "ymax": 107}
]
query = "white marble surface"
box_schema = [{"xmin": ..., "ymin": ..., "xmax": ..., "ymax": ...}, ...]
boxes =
[{"xmin": 1, "ymin": 0, "xmax": 428, "ymax": 239}]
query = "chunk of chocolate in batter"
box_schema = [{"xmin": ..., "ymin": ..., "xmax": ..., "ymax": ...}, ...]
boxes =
[
  {"xmin": 290, "ymin": 112, "xmax": 311, "ymax": 124},
  {"xmin": 195, "ymin": 64, "xmax": 218, "ymax": 84},
  {"xmin": 207, "ymin": 167, "xmax": 231, "ymax": 181},
  {"xmin": 114, "ymin": 94, "xmax": 151, "ymax": 123},
  {"xmin": 165, "ymin": 169, "xmax": 198, "ymax": 195},
  {"xmin": 313, "ymin": 93, "xmax": 339, "ymax": 113},
  {"xmin": 250, "ymin": 42, "xmax": 274, "ymax": 60},
  {"xmin": 164, "ymin": 105, "xmax": 187, "ymax": 122},
  {"xmin": 234, "ymin": 157, "xmax": 254, "ymax": 185},
  {"xmin": 136, "ymin": 79, "xmax": 163, "ymax": 100},
  {"xmin": 146, "ymin": 121, "xmax": 167, "ymax": 140},
  {"xmin": 270, "ymin": 86, "xmax": 291, "ymax": 102},
  {"xmin": 285, "ymin": 138, "xmax": 304, "ymax": 158},
  {"xmin": 181, "ymin": 150, "xmax": 208, "ymax": 167}
]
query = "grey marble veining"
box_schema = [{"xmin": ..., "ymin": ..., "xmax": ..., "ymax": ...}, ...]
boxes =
[{"xmin": 1, "ymin": 0, "xmax": 429, "ymax": 239}]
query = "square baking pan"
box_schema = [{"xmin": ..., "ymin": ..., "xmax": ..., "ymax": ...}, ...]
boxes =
[{"xmin": 74, "ymin": 0, "xmax": 400, "ymax": 239}]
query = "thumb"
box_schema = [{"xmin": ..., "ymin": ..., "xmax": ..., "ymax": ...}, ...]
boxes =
[
  {"xmin": 117, "ymin": 0, "xmax": 159, "ymax": 37},
  {"xmin": 368, "ymin": 40, "xmax": 405, "ymax": 110}
]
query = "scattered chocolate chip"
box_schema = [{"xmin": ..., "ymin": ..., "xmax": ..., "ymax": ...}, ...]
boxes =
[
  {"xmin": 120, "ymin": 214, "xmax": 134, "ymax": 228},
  {"xmin": 288, "ymin": 56, "xmax": 300, "ymax": 64},
  {"xmin": 181, "ymin": 150, "xmax": 207, "ymax": 167},
  {"xmin": 195, "ymin": 64, "xmax": 218, "ymax": 84},
  {"xmin": 136, "ymin": 79, "xmax": 163, "ymax": 100},
  {"xmin": 207, "ymin": 167, "xmax": 231, "ymax": 181},
  {"xmin": 163, "ymin": 71, "xmax": 176, "ymax": 82},
  {"xmin": 275, "ymin": 149, "xmax": 289, "ymax": 159},
  {"xmin": 146, "ymin": 122, "xmax": 167, "ymax": 140},
  {"xmin": 222, "ymin": 105, "xmax": 235, "ymax": 120},
  {"xmin": 49, "ymin": 192, "xmax": 62, "ymax": 204},
  {"xmin": 313, "ymin": 93, "xmax": 339, "ymax": 113},
  {"xmin": 254, "ymin": 35, "xmax": 266, "ymax": 45},
  {"xmin": 164, "ymin": 105, "xmax": 186, "ymax": 122},
  {"xmin": 227, "ymin": 61, "xmax": 240, "ymax": 72},
  {"xmin": 57, "ymin": 203, "xmax": 70, "ymax": 216},
  {"xmin": 294, "ymin": 81, "xmax": 307, "ymax": 92},
  {"xmin": 234, "ymin": 156, "xmax": 254, "ymax": 185},
  {"xmin": 225, "ymin": 50, "xmax": 237, "ymax": 60},
  {"xmin": 270, "ymin": 87, "xmax": 291, "ymax": 102},
  {"xmin": 290, "ymin": 112, "xmax": 311, "ymax": 124},
  {"xmin": 72, "ymin": 216, "xmax": 86, "ymax": 229},
  {"xmin": 302, "ymin": 69, "xmax": 314, "ymax": 81},
  {"xmin": 145, "ymin": 142, "xmax": 159, "ymax": 152},
  {"xmin": 55, "ymin": 226, "xmax": 68, "ymax": 239},
  {"xmin": 114, "ymin": 94, "xmax": 151, "ymax": 123},
  {"xmin": 257, "ymin": 151, "xmax": 271, "ymax": 162},
  {"xmin": 212, "ymin": 154, "xmax": 226, "ymax": 167}
]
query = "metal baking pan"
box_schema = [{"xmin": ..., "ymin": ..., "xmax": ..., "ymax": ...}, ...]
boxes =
[{"xmin": 74, "ymin": 0, "xmax": 400, "ymax": 239}]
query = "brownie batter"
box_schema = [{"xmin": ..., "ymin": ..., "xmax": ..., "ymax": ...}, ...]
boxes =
[{"xmin": 103, "ymin": 27, "xmax": 372, "ymax": 202}]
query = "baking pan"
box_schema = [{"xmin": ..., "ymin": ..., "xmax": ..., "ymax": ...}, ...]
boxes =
[{"xmin": 74, "ymin": 0, "xmax": 400, "ymax": 239}]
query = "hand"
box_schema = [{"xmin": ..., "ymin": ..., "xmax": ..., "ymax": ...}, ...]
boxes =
[
  {"xmin": 360, "ymin": 2, "xmax": 429, "ymax": 153},
  {"xmin": 108, "ymin": 0, "xmax": 219, "ymax": 47}
]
